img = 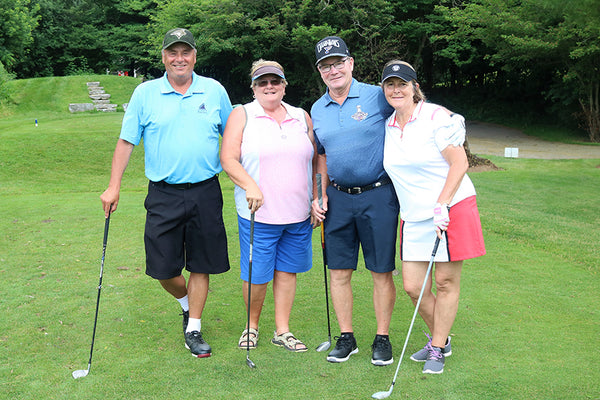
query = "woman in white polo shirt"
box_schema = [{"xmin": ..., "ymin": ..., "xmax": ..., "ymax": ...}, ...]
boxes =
[{"xmin": 381, "ymin": 60, "xmax": 485, "ymax": 374}]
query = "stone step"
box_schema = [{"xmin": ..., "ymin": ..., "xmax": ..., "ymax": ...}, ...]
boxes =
[
  {"xmin": 69, "ymin": 103, "xmax": 95, "ymax": 113},
  {"xmin": 89, "ymin": 93, "xmax": 111, "ymax": 100}
]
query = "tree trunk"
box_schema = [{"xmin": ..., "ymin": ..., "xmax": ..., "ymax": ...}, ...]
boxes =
[{"xmin": 464, "ymin": 138, "xmax": 499, "ymax": 169}]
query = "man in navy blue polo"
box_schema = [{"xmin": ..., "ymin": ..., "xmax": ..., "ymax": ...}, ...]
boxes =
[{"xmin": 311, "ymin": 36, "xmax": 399, "ymax": 366}]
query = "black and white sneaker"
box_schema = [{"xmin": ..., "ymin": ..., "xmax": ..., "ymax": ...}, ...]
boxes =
[
  {"xmin": 371, "ymin": 335, "xmax": 393, "ymax": 366},
  {"xmin": 181, "ymin": 310, "xmax": 189, "ymax": 336},
  {"xmin": 185, "ymin": 331, "xmax": 212, "ymax": 358},
  {"xmin": 327, "ymin": 333, "xmax": 358, "ymax": 363}
]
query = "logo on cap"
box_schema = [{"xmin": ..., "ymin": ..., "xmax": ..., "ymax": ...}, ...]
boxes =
[
  {"xmin": 317, "ymin": 38, "xmax": 340, "ymax": 54},
  {"xmin": 170, "ymin": 29, "xmax": 187, "ymax": 39}
]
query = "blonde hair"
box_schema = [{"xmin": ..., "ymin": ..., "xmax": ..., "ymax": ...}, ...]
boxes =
[
  {"xmin": 382, "ymin": 60, "xmax": 426, "ymax": 103},
  {"xmin": 250, "ymin": 59, "xmax": 288, "ymax": 88}
]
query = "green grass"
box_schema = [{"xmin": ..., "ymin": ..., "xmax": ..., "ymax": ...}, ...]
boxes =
[{"xmin": 1, "ymin": 76, "xmax": 599, "ymax": 399}]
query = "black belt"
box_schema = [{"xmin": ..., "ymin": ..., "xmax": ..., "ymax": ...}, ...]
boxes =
[
  {"xmin": 152, "ymin": 175, "xmax": 218, "ymax": 190},
  {"xmin": 331, "ymin": 176, "xmax": 392, "ymax": 195}
]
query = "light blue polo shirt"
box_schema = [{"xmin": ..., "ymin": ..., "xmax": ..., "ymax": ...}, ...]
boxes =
[
  {"xmin": 310, "ymin": 79, "xmax": 394, "ymax": 187},
  {"xmin": 120, "ymin": 72, "xmax": 233, "ymax": 184}
]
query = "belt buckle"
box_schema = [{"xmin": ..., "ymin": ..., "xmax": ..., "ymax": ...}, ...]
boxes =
[{"xmin": 352, "ymin": 186, "xmax": 362, "ymax": 194}]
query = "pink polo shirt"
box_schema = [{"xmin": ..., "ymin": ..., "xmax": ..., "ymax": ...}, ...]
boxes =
[{"xmin": 234, "ymin": 100, "xmax": 314, "ymax": 224}]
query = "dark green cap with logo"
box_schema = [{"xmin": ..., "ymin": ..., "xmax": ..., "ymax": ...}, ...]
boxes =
[{"xmin": 162, "ymin": 28, "xmax": 196, "ymax": 50}]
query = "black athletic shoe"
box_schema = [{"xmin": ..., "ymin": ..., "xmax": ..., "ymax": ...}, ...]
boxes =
[
  {"xmin": 326, "ymin": 333, "xmax": 358, "ymax": 363},
  {"xmin": 371, "ymin": 335, "xmax": 393, "ymax": 366},
  {"xmin": 181, "ymin": 310, "xmax": 189, "ymax": 336},
  {"xmin": 185, "ymin": 331, "xmax": 212, "ymax": 358}
]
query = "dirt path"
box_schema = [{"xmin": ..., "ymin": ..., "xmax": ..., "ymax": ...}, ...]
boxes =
[{"xmin": 466, "ymin": 121, "xmax": 600, "ymax": 159}]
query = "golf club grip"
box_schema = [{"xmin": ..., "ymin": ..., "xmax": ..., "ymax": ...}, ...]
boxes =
[
  {"xmin": 316, "ymin": 173, "xmax": 323, "ymax": 209},
  {"xmin": 249, "ymin": 212, "xmax": 254, "ymax": 243},
  {"xmin": 431, "ymin": 235, "xmax": 441, "ymax": 256},
  {"xmin": 103, "ymin": 212, "xmax": 111, "ymax": 245}
]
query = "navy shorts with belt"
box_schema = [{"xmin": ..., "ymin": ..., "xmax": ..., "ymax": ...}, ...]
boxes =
[
  {"xmin": 143, "ymin": 175, "xmax": 230, "ymax": 279},
  {"xmin": 324, "ymin": 177, "xmax": 399, "ymax": 273}
]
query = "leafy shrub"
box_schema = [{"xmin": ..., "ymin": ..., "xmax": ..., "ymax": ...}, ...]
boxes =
[{"xmin": 0, "ymin": 61, "xmax": 16, "ymax": 105}]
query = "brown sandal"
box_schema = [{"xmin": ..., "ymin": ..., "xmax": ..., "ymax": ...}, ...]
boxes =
[
  {"xmin": 271, "ymin": 331, "xmax": 307, "ymax": 352},
  {"xmin": 238, "ymin": 328, "xmax": 259, "ymax": 350}
]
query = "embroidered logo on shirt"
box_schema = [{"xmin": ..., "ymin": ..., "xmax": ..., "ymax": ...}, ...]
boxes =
[
  {"xmin": 198, "ymin": 103, "xmax": 207, "ymax": 113},
  {"xmin": 351, "ymin": 105, "xmax": 368, "ymax": 121}
]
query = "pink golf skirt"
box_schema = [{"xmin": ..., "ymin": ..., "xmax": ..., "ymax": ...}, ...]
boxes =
[{"xmin": 399, "ymin": 196, "xmax": 486, "ymax": 262}]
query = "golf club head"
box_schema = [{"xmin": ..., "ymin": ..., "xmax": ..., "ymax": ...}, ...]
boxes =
[
  {"xmin": 316, "ymin": 340, "xmax": 331, "ymax": 352},
  {"xmin": 246, "ymin": 357, "xmax": 256, "ymax": 369},
  {"xmin": 371, "ymin": 388, "xmax": 392, "ymax": 399},
  {"xmin": 72, "ymin": 369, "xmax": 89, "ymax": 379}
]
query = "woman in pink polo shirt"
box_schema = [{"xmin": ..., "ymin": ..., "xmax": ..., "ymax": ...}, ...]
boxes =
[
  {"xmin": 221, "ymin": 60, "xmax": 317, "ymax": 353},
  {"xmin": 381, "ymin": 60, "xmax": 485, "ymax": 374}
]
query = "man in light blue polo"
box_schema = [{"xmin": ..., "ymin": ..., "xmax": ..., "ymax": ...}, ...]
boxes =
[
  {"xmin": 100, "ymin": 28, "xmax": 233, "ymax": 358},
  {"xmin": 311, "ymin": 36, "xmax": 399, "ymax": 366}
]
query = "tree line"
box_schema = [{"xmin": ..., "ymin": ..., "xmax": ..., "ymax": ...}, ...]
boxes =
[{"xmin": 2, "ymin": 0, "xmax": 599, "ymax": 141}]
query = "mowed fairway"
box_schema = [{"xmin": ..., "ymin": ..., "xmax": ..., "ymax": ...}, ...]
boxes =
[{"xmin": 0, "ymin": 76, "xmax": 598, "ymax": 399}]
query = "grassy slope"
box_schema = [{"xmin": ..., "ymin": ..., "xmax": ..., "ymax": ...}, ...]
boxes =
[{"xmin": 0, "ymin": 76, "xmax": 598, "ymax": 400}]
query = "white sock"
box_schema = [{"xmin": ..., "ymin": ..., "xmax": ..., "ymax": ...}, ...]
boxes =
[
  {"xmin": 176, "ymin": 295, "xmax": 189, "ymax": 312},
  {"xmin": 186, "ymin": 318, "xmax": 201, "ymax": 333}
]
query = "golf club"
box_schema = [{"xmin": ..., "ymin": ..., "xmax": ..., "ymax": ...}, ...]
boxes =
[
  {"xmin": 245, "ymin": 212, "xmax": 256, "ymax": 369},
  {"xmin": 372, "ymin": 234, "xmax": 442, "ymax": 399},
  {"xmin": 72, "ymin": 212, "xmax": 111, "ymax": 379},
  {"xmin": 315, "ymin": 173, "xmax": 332, "ymax": 352}
]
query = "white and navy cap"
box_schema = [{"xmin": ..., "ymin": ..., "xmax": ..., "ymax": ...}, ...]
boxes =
[
  {"xmin": 381, "ymin": 62, "xmax": 418, "ymax": 84},
  {"xmin": 315, "ymin": 36, "xmax": 351, "ymax": 65}
]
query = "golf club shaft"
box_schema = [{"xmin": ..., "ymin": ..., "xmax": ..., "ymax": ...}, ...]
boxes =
[
  {"xmin": 378, "ymin": 235, "xmax": 441, "ymax": 396},
  {"xmin": 246, "ymin": 212, "xmax": 255, "ymax": 366},
  {"xmin": 316, "ymin": 173, "xmax": 332, "ymax": 342},
  {"xmin": 81, "ymin": 212, "xmax": 111, "ymax": 376},
  {"xmin": 320, "ymin": 223, "xmax": 331, "ymax": 340}
]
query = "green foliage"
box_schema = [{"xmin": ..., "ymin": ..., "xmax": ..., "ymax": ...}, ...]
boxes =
[
  {"xmin": 14, "ymin": 0, "xmax": 156, "ymax": 78},
  {"xmin": 0, "ymin": 76, "xmax": 599, "ymax": 399},
  {"xmin": 4, "ymin": 0, "xmax": 600, "ymax": 138},
  {"xmin": 64, "ymin": 57, "xmax": 94, "ymax": 76},
  {"xmin": 432, "ymin": 0, "xmax": 600, "ymax": 141},
  {"xmin": 0, "ymin": 0, "xmax": 40, "ymax": 68},
  {"xmin": 149, "ymin": 0, "xmax": 411, "ymax": 106},
  {"xmin": 0, "ymin": 61, "xmax": 15, "ymax": 105}
]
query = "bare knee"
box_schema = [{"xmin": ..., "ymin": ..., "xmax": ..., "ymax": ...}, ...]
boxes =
[
  {"xmin": 435, "ymin": 277, "xmax": 460, "ymax": 296},
  {"xmin": 402, "ymin": 279, "xmax": 424, "ymax": 300},
  {"xmin": 330, "ymin": 269, "xmax": 353, "ymax": 286}
]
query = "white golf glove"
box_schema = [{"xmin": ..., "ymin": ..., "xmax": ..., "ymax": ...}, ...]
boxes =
[{"xmin": 433, "ymin": 203, "xmax": 450, "ymax": 231}]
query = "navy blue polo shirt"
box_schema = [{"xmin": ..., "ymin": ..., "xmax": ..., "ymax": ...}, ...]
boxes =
[{"xmin": 310, "ymin": 79, "xmax": 394, "ymax": 187}]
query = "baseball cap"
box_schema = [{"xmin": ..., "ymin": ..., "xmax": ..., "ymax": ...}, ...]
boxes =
[
  {"xmin": 252, "ymin": 65, "xmax": 285, "ymax": 81},
  {"xmin": 315, "ymin": 36, "xmax": 351, "ymax": 65},
  {"xmin": 381, "ymin": 62, "xmax": 418, "ymax": 84},
  {"xmin": 162, "ymin": 28, "xmax": 196, "ymax": 50}
]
